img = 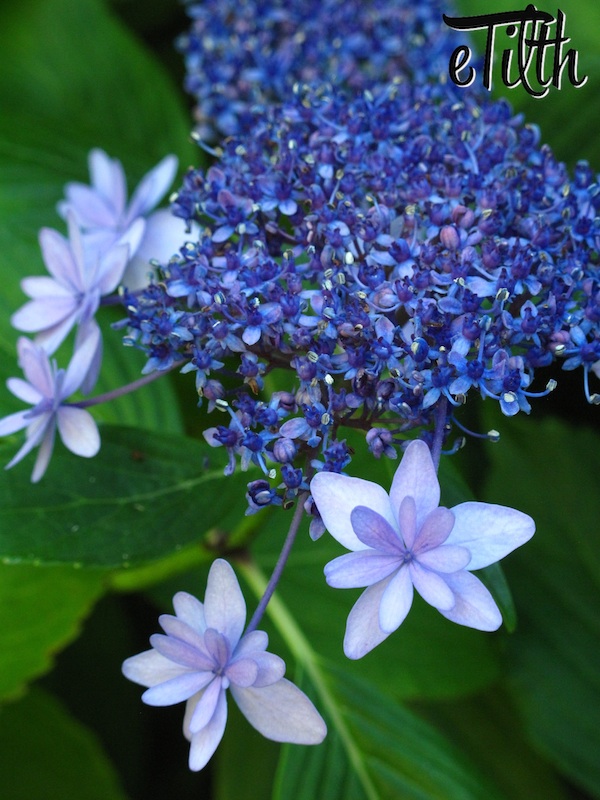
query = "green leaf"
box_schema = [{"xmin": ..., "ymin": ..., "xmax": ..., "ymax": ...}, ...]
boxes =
[
  {"xmin": 0, "ymin": 563, "xmax": 105, "ymax": 701},
  {"xmin": 0, "ymin": 686, "xmax": 128, "ymax": 800},
  {"xmin": 0, "ymin": 425, "xmax": 253, "ymax": 568},
  {"xmin": 481, "ymin": 413, "xmax": 600, "ymax": 797}
]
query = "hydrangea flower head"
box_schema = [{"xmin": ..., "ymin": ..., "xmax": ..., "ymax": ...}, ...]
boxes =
[
  {"xmin": 0, "ymin": 330, "xmax": 101, "ymax": 482},
  {"xmin": 310, "ymin": 440, "xmax": 535, "ymax": 658},
  {"xmin": 122, "ymin": 559, "xmax": 326, "ymax": 771}
]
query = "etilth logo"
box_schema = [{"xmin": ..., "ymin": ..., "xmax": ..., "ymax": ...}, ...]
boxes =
[{"xmin": 443, "ymin": 4, "xmax": 588, "ymax": 97}]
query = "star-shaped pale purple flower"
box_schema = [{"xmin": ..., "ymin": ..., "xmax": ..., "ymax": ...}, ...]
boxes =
[
  {"xmin": 122, "ymin": 559, "xmax": 326, "ymax": 771},
  {"xmin": 310, "ymin": 440, "xmax": 535, "ymax": 659},
  {"xmin": 57, "ymin": 148, "xmax": 187, "ymax": 290},
  {"xmin": 11, "ymin": 214, "xmax": 130, "ymax": 356},
  {"xmin": 0, "ymin": 330, "xmax": 101, "ymax": 482}
]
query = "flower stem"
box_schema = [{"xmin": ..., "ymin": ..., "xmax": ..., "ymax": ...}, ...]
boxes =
[
  {"xmin": 430, "ymin": 396, "xmax": 448, "ymax": 472},
  {"xmin": 69, "ymin": 362, "xmax": 184, "ymax": 409},
  {"xmin": 245, "ymin": 490, "xmax": 309, "ymax": 635}
]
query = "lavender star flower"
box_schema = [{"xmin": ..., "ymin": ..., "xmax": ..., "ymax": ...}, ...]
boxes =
[
  {"xmin": 122, "ymin": 559, "xmax": 326, "ymax": 771},
  {"xmin": 57, "ymin": 148, "xmax": 186, "ymax": 290},
  {"xmin": 11, "ymin": 214, "xmax": 129, "ymax": 355},
  {"xmin": 0, "ymin": 330, "xmax": 101, "ymax": 482},
  {"xmin": 310, "ymin": 440, "xmax": 535, "ymax": 659}
]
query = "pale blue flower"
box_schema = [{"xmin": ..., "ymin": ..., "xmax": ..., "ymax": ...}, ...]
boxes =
[
  {"xmin": 122, "ymin": 559, "xmax": 326, "ymax": 771},
  {"xmin": 11, "ymin": 214, "xmax": 130, "ymax": 356},
  {"xmin": 58, "ymin": 148, "xmax": 187, "ymax": 290},
  {"xmin": 310, "ymin": 440, "xmax": 535, "ymax": 659},
  {"xmin": 0, "ymin": 330, "xmax": 101, "ymax": 482}
]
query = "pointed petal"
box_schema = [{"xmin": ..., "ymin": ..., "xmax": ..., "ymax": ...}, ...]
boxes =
[
  {"xmin": 324, "ymin": 550, "xmax": 401, "ymax": 588},
  {"xmin": 343, "ymin": 574, "xmax": 396, "ymax": 659},
  {"xmin": 447, "ymin": 502, "xmax": 535, "ymax": 570},
  {"xmin": 159, "ymin": 615, "xmax": 207, "ymax": 653},
  {"xmin": 56, "ymin": 407, "xmax": 100, "ymax": 457},
  {"xmin": 142, "ymin": 670, "xmax": 214, "ymax": 706},
  {"xmin": 350, "ymin": 506, "xmax": 403, "ymax": 552},
  {"xmin": 39, "ymin": 227, "xmax": 82, "ymax": 290},
  {"xmin": 34, "ymin": 315, "xmax": 79, "ymax": 355},
  {"xmin": 89, "ymin": 148, "xmax": 127, "ymax": 216},
  {"xmin": 62, "ymin": 324, "xmax": 102, "ymax": 396},
  {"xmin": 122, "ymin": 648, "xmax": 189, "ymax": 687},
  {"xmin": 204, "ymin": 559, "xmax": 246, "ymax": 647},
  {"xmin": 409, "ymin": 562, "xmax": 455, "ymax": 611},
  {"xmin": 0, "ymin": 409, "xmax": 32, "ymax": 437},
  {"xmin": 379, "ymin": 566, "xmax": 414, "ymax": 632},
  {"xmin": 20, "ymin": 276, "xmax": 74, "ymax": 299},
  {"xmin": 95, "ymin": 241, "xmax": 130, "ymax": 294},
  {"xmin": 31, "ymin": 423, "xmax": 56, "ymax": 482},
  {"xmin": 173, "ymin": 591, "xmax": 206, "ymax": 634},
  {"xmin": 390, "ymin": 440, "xmax": 440, "ymax": 529},
  {"xmin": 416, "ymin": 544, "xmax": 471, "ymax": 572},
  {"xmin": 310, "ymin": 471, "xmax": 397, "ymax": 551},
  {"xmin": 188, "ymin": 678, "xmax": 224, "ymax": 733},
  {"xmin": 186, "ymin": 689, "xmax": 227, "ymax": 771},
  {"xmin": 127, "ymin": 155, "xmax": 178, "ymax": 220},
  {"xmin": 397, "ymin": 495, "xmax": 417, "ymax": 548},
  {"xmin": 61, "ymin": 183, "xmax": 118, "ymax": 228},
  {"xmin": 231, "ymin": 679, "xmax": 326, "ymax": 744},
  {"xmin": 11, "ymin": 296, "xmax": 77, "ymax": 336},
  {"xmin": 149, "ymin": 633, "xmax": 212, "ymax": 671},
  {"xmin": 414, "ymin": 506, "xmax": 456, "ymax": 551},
  {"xmin": 437, "ymin": 571, "xmax": 503, "ymax": 631}
]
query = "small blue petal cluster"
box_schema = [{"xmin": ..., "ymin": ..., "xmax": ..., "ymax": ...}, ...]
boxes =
[
  {"xmin": 122, "ymin": 82, "xmax": 600, "ymax": 511},
  {"xmin": 122, "ymin": 559, "xmax": 326, "ymax": 771},
  {"xmin": 177, "ymin": 0, "xmax": 471, "ymax": 138}
]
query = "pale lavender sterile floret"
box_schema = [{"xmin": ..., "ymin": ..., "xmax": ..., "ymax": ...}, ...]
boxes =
[
  {"xmin": 0, "ymin": 329, "xmax": 101, "ymax": 482},
  {"xmin": 310, "ymin": 439, "xmax": 535, "ymax": 658},
  {"xmin": 122, "ymin": 559, "xmax": 326, "ymax": 771},
  {"xmin": 57, "ymin": 148, "xmax": 188, "ymax": 290}
]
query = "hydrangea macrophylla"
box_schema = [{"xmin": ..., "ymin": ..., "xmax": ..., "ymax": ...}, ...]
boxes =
[
  {"xmin": 178, "ymin": 0, "xmax": 472, "ymax": 138},
  {"xmin": 310, "ymin": 440, "xmax": 535, "ymax": 659},
  {"xmin": 11, "ymin": 213, "xmax": 129, "ymax": 358},
  {"xmin": 57, "ymin": 148, "xmax": 186, "ymax": 290},
  {"xmin": 0, "ymin": 330, "xmax": 101, "ymax": 482},
  {"xmin": 124, "ymin": 82, "xmax": 600, "ymax": 516},
  {"xmin": 122, "ymin": 559, "xmax": 326, "ymax": 771}
]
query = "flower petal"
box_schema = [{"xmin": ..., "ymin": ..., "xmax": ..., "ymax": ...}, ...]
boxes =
[
  {"xmin": 186, "ymin": 689, "xmax": 228, "ymax": 771},
  {"xmin": 122, "ymin": 648, "xmax": 188, "ymax": 687},
  {"xmin": 89, "ymin": 148, "xmax": 127, "ymax": 217},
  {"xmin": 56, "ymin": 407, "xmax": 100, "ymax": 457},
  {"xmin": 173, "ymin": 591, "xmax": 206, "ymax": 634},
  {"xmin": 204, "ymin": 559, "xmax": 246, "ymax": 647},
  {"xmin": 447, "ymin": 502, "xmax": 535, "ymax": 570},
  {"xmin": 188, "ymin": 678, "xmax": 224, "ymax": 734},
  {"xmin": 31, "ymin": 423, "xmax": 56, "ymax": 483},
  {"xmin": 437, "ymin": 571, "xmax": 503, "ymax": 631},
  {"xmin": 310, "ymin": 471, "xmax": 397, "ymax": 551},
  {"xmin": 225, "ymin": 657, "xmax": 259, "ymax": 688},
  {"xmin": 343, "ymin": 574, "xmax": 397, "ymax": 659},
  {"xmin": 0, "ymin": 409, "xmax": 33, "ymax": 437},
  {"xmin": 149, "ymin": 633, "xmax": 213, "ymax": 671},
  {"xmin": 389, "ymin": 440, "xmax": 440, "ymax": 530},
  {"xmin": 142, "ymin": 670, "xmax": 214, "ymax": 706},
  {"xmin": 414, "ymin": 506, "xmax": 456, "ymax": 551},
  {"xmin": 379, "ymin": 566, "xmax": 414, "ymax": 632},
  {"xmin": 409, "ymin": 562, "xmax": 455, "ymax": 611},
  {"xmin": 416, "ymin": 544, "xmax": 471, "ymax": 573},
  {"xmin": 127, "ymin": 154, "xmax": 178, "ymax": 220},
  {"xmin": 324, "ymin": 550, "xmax": 401, "ymax": 588},
  {"xmin": 350, "ymin": 506, "xmax": 403, "ymax": 553},
  {"xmin": 159, "ymin": 615, "xmax": 207, "ymax": 653},
  {"xmin": 231, "ymin": 679, "xmax": 326, "ymax": 744}
]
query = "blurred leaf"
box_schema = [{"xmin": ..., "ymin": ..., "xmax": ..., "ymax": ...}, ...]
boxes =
[
  {"xmin": 273, "ymin": 663, "xmax": 509, "ymax": 800},
  {"xmin": 481, "ymin": 412, "xmax": 600, "ymax": 797},
  {"xmin": 0, "ymin": 425, "xmax": 253, "ymax": 568},
  {"xmin": 0, "ymin": 563, "xmax": 105, "ymax": 701},
  {"xmin": 0, "ymin": 686, "xmax": 128, "ymax": 800}
]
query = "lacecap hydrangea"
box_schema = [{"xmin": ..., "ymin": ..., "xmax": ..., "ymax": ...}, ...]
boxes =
[{"xmin": 120, "ymin": 81, "xmax": 600, "ymax": 520}]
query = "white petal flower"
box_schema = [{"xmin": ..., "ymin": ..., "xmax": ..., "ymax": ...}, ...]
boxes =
[
  {"xmin": 311, "ymin": 439, "xmax": 535, "ymax": 659},
  {"xmin": 122, "ymin": 559, "xmax": 326, "ymax": 771}
]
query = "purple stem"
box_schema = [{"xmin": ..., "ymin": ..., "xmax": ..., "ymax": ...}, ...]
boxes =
[
  {"xmin": 69, "ymin": 362, "xmax": 184, "ymax": 409},
  {"xmin": 245, "ymin": 491, "xmax": 309, "ymax": 635},
  {"xmin": 430, "ymin": 396, "xmax": 448, "ymax": 472}
]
